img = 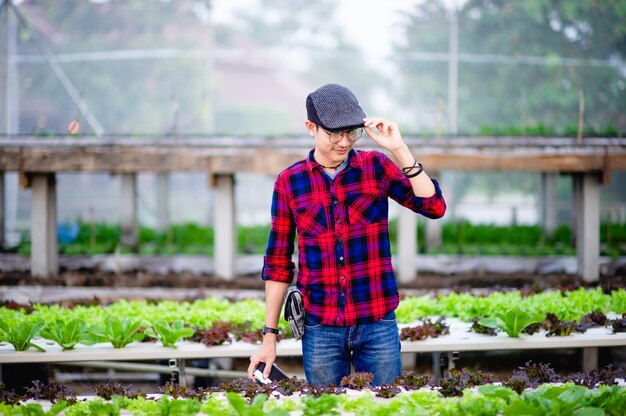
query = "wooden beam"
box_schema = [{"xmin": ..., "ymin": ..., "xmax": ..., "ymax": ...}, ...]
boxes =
[
  {"xmin": 412, "ymin": 154, "xmax": 615, "ymax": 172},
  {"xmin": 0, "ymin": 148, "xmax": 622, "ymax": 174},
  {"xmin": 0, "ymin": 137, "xmax": 624, "ymax": 174}
]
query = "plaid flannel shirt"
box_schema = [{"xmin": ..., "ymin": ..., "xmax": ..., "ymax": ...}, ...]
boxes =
[{"xmin": 262, "ymin": 148, "xmax": 446, "ymax": 326}]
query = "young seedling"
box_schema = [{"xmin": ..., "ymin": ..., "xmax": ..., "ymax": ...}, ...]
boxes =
[
  {"xmin": 478, "ymin": 308, "xmax": 545, "ymax": 337},
  {"xmin": 0, "ymin": 319, "xmax": 46, "ymax": 352},
  {"xmin": 88, "ymin": 316, "xmax": 145, "ymax": 348},
  {"xmin": 40, "ymin": 318, "xmax": 96, "ymax": 350},
  {"xmin": 144, "ymin": 321, "xmax": 195, "ymax": 348}
]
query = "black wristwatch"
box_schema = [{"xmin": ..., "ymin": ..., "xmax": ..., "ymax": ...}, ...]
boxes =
[{"xmin": 262, "ymin": 325, "xmax": 279, "ymax": 335}]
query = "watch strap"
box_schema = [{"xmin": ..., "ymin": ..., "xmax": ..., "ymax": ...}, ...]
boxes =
[{"xmin": 262, "ymin": 325, "xmax": 279, "ymax": 335}]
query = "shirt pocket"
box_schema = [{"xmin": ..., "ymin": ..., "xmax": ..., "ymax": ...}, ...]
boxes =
[
  {"xmin": 346, "ymin": 191, "xmax": 383, "ymax": 225},
  {"xmin": 294, "ymin": 201, "xmax": 328, "ymax": 237}
]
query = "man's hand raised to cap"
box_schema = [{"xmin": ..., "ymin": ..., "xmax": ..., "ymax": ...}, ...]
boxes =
[
  {"xmin": 363, "ymin": 116, "xmax": 435, "ymax": 197},
  {"xmin": 363, "ymin": 117, "xmax": 406, "ymax": 153}
]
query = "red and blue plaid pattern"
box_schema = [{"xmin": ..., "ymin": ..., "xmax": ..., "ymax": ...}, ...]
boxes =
[{"xmin": 262, "ymin": 149, "xmax": 446, "ymax": 326}]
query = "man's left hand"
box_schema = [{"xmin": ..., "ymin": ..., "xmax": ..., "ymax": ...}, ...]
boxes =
[{"xmin": 363, "ymin": 117, "xmax": 406, "ymax": 152}]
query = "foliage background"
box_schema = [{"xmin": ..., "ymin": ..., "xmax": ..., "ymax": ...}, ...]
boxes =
[{"xmin": 3, "ymin": 0, "xmax": 626, "ymax": 244}]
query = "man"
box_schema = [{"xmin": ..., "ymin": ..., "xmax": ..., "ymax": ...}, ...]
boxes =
[{"xmin": 248, "ymin": 83, "xmax": 446, "ymax": 386}]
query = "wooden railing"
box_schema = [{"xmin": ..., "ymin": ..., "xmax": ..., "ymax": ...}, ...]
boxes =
[{"xmin": 1, "ymin": 135, "xmax": 625, "ymax": 281}]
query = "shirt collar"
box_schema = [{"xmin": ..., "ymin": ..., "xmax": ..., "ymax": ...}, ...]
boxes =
[{"xmin": 306, "ymin": 148, "xmax": 362, "ymax": 172}]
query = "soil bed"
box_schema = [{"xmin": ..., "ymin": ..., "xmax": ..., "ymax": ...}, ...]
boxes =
[{"xmin": 1, "ymin": 269, "xmax": 625, "ymax": 293}]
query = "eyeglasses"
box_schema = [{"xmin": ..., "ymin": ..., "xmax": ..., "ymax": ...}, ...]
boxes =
[{"xmin": 320, "ymin": 127, "xmax": 363, "ymax": 144}]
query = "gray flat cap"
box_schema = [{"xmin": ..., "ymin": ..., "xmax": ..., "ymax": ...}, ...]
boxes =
[{"xmin": 306, "ymin": 84, "xmax": 366, "ymax": 132}]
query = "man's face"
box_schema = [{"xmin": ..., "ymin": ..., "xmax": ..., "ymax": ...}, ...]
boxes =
[{"xmin": 305, "ymin": 121, "xmax": 358, "ymax": 164}]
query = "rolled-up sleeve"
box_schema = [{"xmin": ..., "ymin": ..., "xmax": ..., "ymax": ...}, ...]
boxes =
[
  {"xmin": 262, "ymin": 173, "xmax": 296, "ymax": 283},
  {"xmin": 380, "ymin": 152, "xmax": 447, "ymax": 219}
]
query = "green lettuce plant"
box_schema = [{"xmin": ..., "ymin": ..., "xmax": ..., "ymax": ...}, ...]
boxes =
[
  {"xmin": 0, "ymin": 319, "xmax": 46, "ymax": 352},
  {"xmin": 125, "ymin": 396, "xmax": 160, "ymax": 415},
  {"xmin": 478, "ymin": 308, "xmax": 546, "ymax": 337},
  {"xmin": 144, "ymin": 321, "xmax": 195, "ymax": 348},
  {"xmin": 40, "ymin": 319, "xmax": 96, "ymax": 350},
  {"xmin": 88, "ymin": 316, "xmax": 144, "ymax": 348},
  {"xmin": 226, "ymin": 392, "xmax": 289, "ymax": 416},
  {"xmin": 1, "ymin": 288, "xmax": 623, "ymax": 344},
  {"xmin": 609, "ymin": 289, "xmax": 626, "ymax": 314},
  {"xmin": 155, "ymin": 395, "xmax": 202, "ymax": 416},
  {"xmin": 1, "ymin": 381, "xmax": 625, "ymax": 416}
]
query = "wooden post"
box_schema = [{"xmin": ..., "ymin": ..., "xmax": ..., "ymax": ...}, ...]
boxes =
[
  {"xmin": 577, "ymin": 90, "xmax": 584, "ymax": 145},
  {"xmin": 397, "ymin": 205, "xmax": 418, "ymax": 283},
  {"xmin": 572, "ymin": 173, "xmax": 601, "ymax": 282},
  {"xmin": 1, "ymin": 0, "xmax": 7, "ymax": 250},
  {"xmin": 424, "ymin": 219, "xmax": 442, "ymax": 252},
  {"xmin": 120, "ymin": 173, "xmax": 138, "ymax": 249},
  {"xmin": 582, "ymin": 347, "xmax": 598, "ymax": 370},
  {"xmin": 156, "ymin": 173, "xmax": 169, "ymax": 232},
  {"xmin": 540, "ymin": 172, "xmax": 558, "ymax": 235},
  {"xmin": 31, "ymin": 173, "xmax": 58, "ymax": 277},
  {"xmin": 0, "ymin": 172, "xmax": 4, "ymax": 249},
  {"xmin": 214, "ymin": 174, "xmax": 236, "ymax": 280},
  {"xmin": 424, "ymin": 170, "xmax": 443, "ymax": 250},
  {"xmin": 572, "ymin": 175, "xmax": 580, "ymax": 248}
]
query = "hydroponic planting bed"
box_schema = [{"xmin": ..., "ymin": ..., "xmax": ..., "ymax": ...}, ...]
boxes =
[
  {"xmin": 1, "ymin": 289, "xmax": 626, "ymax": 415},
  {"xmin": 1, "ymin": 288, "xmax": 625, "ymax": 360},
  {"xmin": 1, "ymin": 363, "xmax": 625, "ymax": 415},
  {"xmin": 1, "ymin": 317, "xmax": 625, "ymax": 364}
]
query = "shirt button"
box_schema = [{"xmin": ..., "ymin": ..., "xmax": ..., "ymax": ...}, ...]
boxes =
[
  {"xmin": 337, "ymin": 219, "xmax": 342, "ymax": 224},
  {"xmin": 340, "ymin": 275, "xmax": 345, "ymax": 280},
  {"xmin": 333, "ymin": 200, "xmax": 338, "ymax": 205},
  {"xmin": 339, "ymin": 256, "xmax": 344, "ymax": 261}
]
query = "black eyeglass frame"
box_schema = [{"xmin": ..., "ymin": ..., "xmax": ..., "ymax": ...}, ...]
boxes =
[{"xmin": 319, "ymin": 126, "xmax": 363, "ymax": 144}]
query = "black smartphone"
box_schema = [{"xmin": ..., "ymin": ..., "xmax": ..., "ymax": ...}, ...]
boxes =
[{"xmin": 253, "ymin": 362, "xmax": 289, "ymax": 384}]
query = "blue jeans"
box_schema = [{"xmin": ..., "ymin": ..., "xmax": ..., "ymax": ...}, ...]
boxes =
[{"xmin": 302, "ymin": 311, "xmax": 401, "ymax": 386}]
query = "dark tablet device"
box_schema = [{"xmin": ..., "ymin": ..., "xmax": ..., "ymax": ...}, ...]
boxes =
[{"xmin": 253, "ymin": 362, "xmax": 289, "ymax": 384}]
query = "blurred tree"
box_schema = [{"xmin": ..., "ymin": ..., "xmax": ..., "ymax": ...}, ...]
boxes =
[
  {"xmin": 393, "ymin": 1, "xmax": 450, "ymax": 135},
  {"xmin": 15, "ymin": 0, "xmax": 379, "ymax": 136},
  {"xmin": 395, "ymin": 0, "xmax": 626, "ymax": 217},
  {"xmin": 16, "ymin": 0, "xmax": 213, "ymax": 134},
  {"xmin": 395, "ymin": 0, "xmax": 626, "ymax": 135}
]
